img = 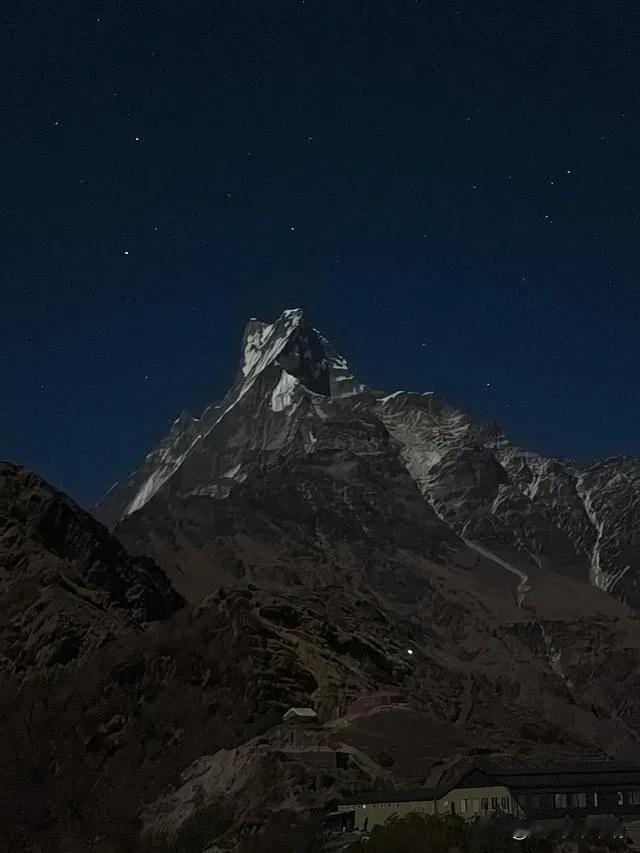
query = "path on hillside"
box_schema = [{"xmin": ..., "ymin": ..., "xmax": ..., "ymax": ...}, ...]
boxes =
[{"xmin": 463, "ymin": 538, "xmax": 532, "ymax": 607}]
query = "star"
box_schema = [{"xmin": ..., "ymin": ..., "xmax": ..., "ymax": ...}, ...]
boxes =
[
  {"xmin": 290, "ymin": 226, "xmax": 295, "ymax": 231},
  {"xmin": 134, "ymin": 136, "xmax": 141, "ymax": 142},
  {"xmin": 124, "ymin": 250, "xmax": 129, "ymax": 255}
]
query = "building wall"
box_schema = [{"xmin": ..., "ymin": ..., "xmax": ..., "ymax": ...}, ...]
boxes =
[
  {"xmin": 514, "ymin": 787, "xmax": 640, "ymax": 818},
  {"xmin": 347, "ymin": 799, "xmax": 436, "ymax": 831},
  {"xmin": 343, "ymin": 785, "xmax": 515, "ymax": 831},
  {"xmin": 437, "ymin": 784, "xmax": 515, "ymax": 818}
]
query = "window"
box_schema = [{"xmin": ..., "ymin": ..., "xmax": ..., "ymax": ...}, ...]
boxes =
[
  {"xmin": 629, "ymin": 792, "xmax": 640, "ymax": 805},
  {"xmin": 570, "ymin": 793, "xmax": 587, "ymax": 808},
  {"xmin": 617, "ymin": 792, "xmax": 624, "ymax": 806},
  {"xmin": 501, "ymin": 796, "xmax": 510, "ymax": 812},
  {"xmin": 593, "ymin": 793, "xmax": 599, "ymax": 807},
  {"xmin": 481, "ymin": 798, "xmax": 489, "ymax": 811},
  {"xmin": 491, "ymin": 797, "xmax": 499, "ymax": 810},
  {"xmin": 460, "ymin": 799, "xmax": 468, "ymax": 813},
  {"xmin": 555, "ymin": 794, "xmax": 568, "ymax": 809},
  {"xmin": 472, "ymin": 799, "xmax": 480, "ymax": 813}
]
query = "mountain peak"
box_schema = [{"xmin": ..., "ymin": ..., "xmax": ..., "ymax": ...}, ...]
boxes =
[
  {"xmin": 96, "ymin": 309, "xmax": 367, "ymax": 523},
  {"xmin": 240, "ymin": 307, "xmax": 306, "ymax": 382}
]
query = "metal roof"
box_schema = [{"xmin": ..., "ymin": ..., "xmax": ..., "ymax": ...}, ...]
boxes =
[
  {"xmin": 482, "ymin": 762, "xmax": 639, "ymax": 786},
  {"xmin": 493, "ymin": 769, "xmax": 640, "ymax": 790},
  {"xmin": 282, "ymin": 707, "xmax": 318, "ymax": 721}
]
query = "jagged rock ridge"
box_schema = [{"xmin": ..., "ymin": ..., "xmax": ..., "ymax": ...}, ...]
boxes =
[{"xmin": 98, "ymin": 308, "xmax": 640, "ymax": 609}]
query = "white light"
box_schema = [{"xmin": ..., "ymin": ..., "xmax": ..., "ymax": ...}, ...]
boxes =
[
  {"xmin": 124, "ymin": 250, "xmax": 129, "ymax": 255},
  {"xmin": 513, "ymin": 829, "xmax": 530, "ymax": 841},
  {"xmin": 406, "ymin": 648, "xmax": 414, "ymax": 655}
]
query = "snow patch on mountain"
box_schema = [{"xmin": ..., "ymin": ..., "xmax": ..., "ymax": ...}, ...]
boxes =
[
  {"xmin": 242, "ymin": 309, "xmax": 303, "ymax": 381},
  {"xmin": 126, "ymin": 435, "xmax": 201, "ymax": 516},
  {"xmin": 270, "ymin": 370, "xmax": 299, "ymax": 412},
  {"xmin": 379, "ymin": 391, "xmax": 406, "ymax": 403},
  {"xmin": 577, "ymin": 475, "xmax": 607, "ymax": 590}
]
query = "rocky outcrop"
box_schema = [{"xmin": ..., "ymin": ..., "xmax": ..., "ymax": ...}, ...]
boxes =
[{"xmin": 0, "ymin": 462, "xmax": 182, "ymax": 675}]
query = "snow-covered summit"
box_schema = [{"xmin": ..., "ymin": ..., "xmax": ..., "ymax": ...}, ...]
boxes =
[
  {"xmin": 96, "ymin": 308, "xmax": 640, "ymax": 611},
  {"xmin": 96, "ymin": 309, "xmax": 368, "ymax": 524},
  {"xmin": 241, "ymin": 308, "xmax": 305, "ymax": 381}
]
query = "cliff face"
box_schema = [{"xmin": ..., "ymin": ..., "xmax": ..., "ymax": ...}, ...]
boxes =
[{"xmin": 0, "ymin": 461, "xmax": 182, "ymax": 676}]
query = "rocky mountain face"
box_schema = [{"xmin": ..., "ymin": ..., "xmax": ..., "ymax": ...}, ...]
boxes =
[
  {"xmin": 3, "ymin": 309, "xmax": 640, "ymax": 853},
  {"xmin": 0, "ymin": 462, "xmax": 183, "ymax": 676},
  {"xmin": 99, "ymin": 307, "xmax": 640, "ymax": 611}
]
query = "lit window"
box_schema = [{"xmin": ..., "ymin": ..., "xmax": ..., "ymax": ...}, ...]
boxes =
[
  {"xmin": 460, "ymin": 799, "xmax": 468, "ymax": 813},
  {"xmin": 472, "ymin": 799, "xmax": 480, "ymax": 812},
  {"xmin": 570, "ymin": 793, "xmax": 587, "ymax": 808},
  {"xmin": 555, "ymin": 794, "xmax": 568, "ymax": 809},
  {"xmin": 491, "ymin": 797, "xmax": 499, "ymax": 810},
  {"xmin": 617, "ymin": 792, "xmax": 624, "ymax": 806},
  {"xmin": 629, "ymin": 792, "xmax": 640, "ymax": 805}
]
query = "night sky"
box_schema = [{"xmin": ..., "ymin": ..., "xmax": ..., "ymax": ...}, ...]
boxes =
[{"xmin": 3, "ymin": 2, "xmax": 640, "ymax": 507}]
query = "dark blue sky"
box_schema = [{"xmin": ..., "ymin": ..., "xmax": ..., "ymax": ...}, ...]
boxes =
[{"xmin": 2, "ymin": 1, "xmax": 639, "ymax": 507}]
